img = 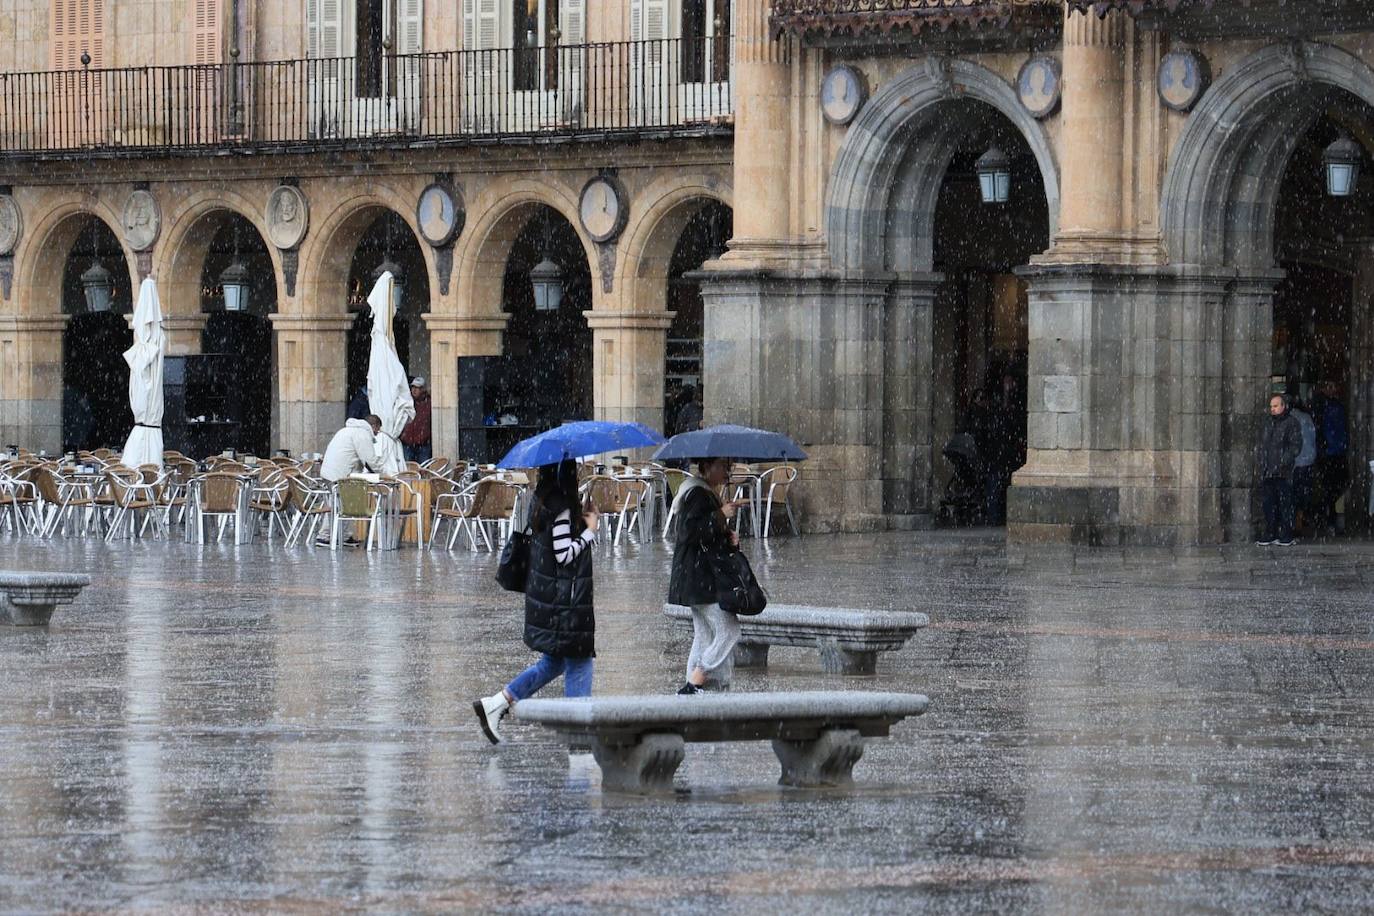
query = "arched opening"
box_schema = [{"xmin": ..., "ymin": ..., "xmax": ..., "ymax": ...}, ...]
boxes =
[
  {"xmin": 1268, "ymin": 100, "xmax": 1374, "ymax": 537},
  {"xmin": 929, "ymin": 103, "xmax": 1050, "ymax": 525},
  {"xmin": 459, "ymin": 203, "xmax": 593, "ymax": 463},
  {"xmin": 344, "ymin": 210, "xmax": 430, "ymax": 413},
  {"xmin": 665, "ymin": 200, "xmax": 731, "ymax": 434},
  {"xmin": 194, "ymin": 212, "xmax": 277, "ymax": 457},
  {"xmin": 60, "ymin": 216, "xmax": 134, "ymax": 452}
]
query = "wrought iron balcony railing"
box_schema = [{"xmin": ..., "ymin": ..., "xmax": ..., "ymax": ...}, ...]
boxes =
[
  {"xmin": 0, "ymin": 38, "xmax": 733, "ymax": 157},
  {"xmin": 770, "ymin": 0, "xmax": 1060, "ymax": 39}
]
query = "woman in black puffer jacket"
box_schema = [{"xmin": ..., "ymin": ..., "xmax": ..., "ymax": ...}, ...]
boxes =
[
  {"xmin": 473, "ymin": 459, "xmax": 599, "ymax": 745},
  {"xmin": 667, "ymin": 456, "xmax": 741, "ymax": 694}
]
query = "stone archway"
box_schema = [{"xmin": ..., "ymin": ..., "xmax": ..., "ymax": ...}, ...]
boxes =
[
  {"xmin": 1159, "ymin": 41, "xmax": 1374, "ymax": 540},
  {"xmin": 801, "ymin": 58, "xmax": 1058, "ymax": 525}
]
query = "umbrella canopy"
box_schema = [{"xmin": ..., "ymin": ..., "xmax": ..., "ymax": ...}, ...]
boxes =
[
  {"xmin": 652, "ymin": 424, "xmax": 807, "ymax": 462},
  {"xmin": 120, "ymin": 277, "xmax": 166, "ymax": 469},
  {"xmin": 496, "ymin": 420, "xmax": 665, "ymax": 470},
  {"xmin": 365, "ymin": 272, "xmax": 415, "ymax": 476}
]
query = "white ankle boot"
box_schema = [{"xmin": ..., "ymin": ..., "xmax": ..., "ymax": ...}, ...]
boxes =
[{"xmin": 473, "ymin": 692, "xmax": 510, "ymax": 745}]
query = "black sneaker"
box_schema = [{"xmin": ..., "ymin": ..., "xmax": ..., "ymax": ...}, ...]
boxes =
[
  {"xmin": 676, "ymin": 682, "xmax": 701, "ymax": 695},
  {"xmin": 1255, "ymin": 538, "xmax": 1275, "ymax": 546},
  {"xmin": 1275, "ymin": 538, "xmax": 1297, "ymax": 547}
]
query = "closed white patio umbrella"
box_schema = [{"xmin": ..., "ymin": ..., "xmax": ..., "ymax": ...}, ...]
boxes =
[
  {"xmin": 366, "ymin": 271, "xmax": 414, "ymax": 476},
  {"xmin": 120, "ymin": 277, "xmax": 166, "ymax": 469}
]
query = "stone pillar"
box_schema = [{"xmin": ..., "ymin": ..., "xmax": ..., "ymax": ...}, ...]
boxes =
[
  {"xmin": 1219, "ymin": 272, "xmax": 1282, "ymax": 541},
  {"xmin": 161, "ymin": 315, "xmax": 208, "ymax": 356},
  {"xmin": 0, "ymin": 315, "xmax": 66, "ymax": 453},
  {"xmin": 584, "ymin": 310, "xmax": 674, "ymax": 428},
  {"xmin": 422, "ymin": 314, "xmax": 506, "ymax": 461},
  {"xmin": 699, "ymin": 269, "xmax": 896, "ymax": 531},
  {"xmin": 269, "ymin": 314, "xmax": 351, "ymax": 456},
  {"xmin": 1050, "ymin": 4, "xmax": 1128, "ymax": 262},
  {"xmin": 722, "ymin": 0, "xmax": 790, "ymax": 261},
  {"xmin": 1348, "ymin": 245, "xmax": 1374, "ymax": 532},
  {"xmin": 883, "ymin": 274, "xmax": 939, "ymax": 518}
]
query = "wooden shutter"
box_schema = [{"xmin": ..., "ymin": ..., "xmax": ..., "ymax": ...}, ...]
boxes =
[
  {"xmin": 397, "ymin": 0, "xmax": 423, "ymax": 54},
  {"xmin": 50, "ymin": 0, "xmax": 104, "ymax": 70},
  {"xmin": 560, "ymin": 0, "xmax": 583, "ymax": 46},
  {"xmin": 643, "ymin": 0, "xmax": 668, "ymax": 40},
  {"xmin": 192, "ymin": 0, "xmax": 222, "ymax": 64},
  {"xmin": 308, "ymin": 0, "xmax": 343, "ymax": 58}
]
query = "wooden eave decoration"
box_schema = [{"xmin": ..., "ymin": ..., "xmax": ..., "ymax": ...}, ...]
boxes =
[
  {"xmin": 1064, "ymin": 0, "xmax": 1217, "ymax": 15},
  {"xmin": 769, "ymin": 0, "xmax": 1059, "ymax": 41}
]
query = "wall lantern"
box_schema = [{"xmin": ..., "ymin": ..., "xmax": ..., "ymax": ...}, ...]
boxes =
[
  {"xmin": 976, "ymin": 147, "xmax": 1012, "ymax": 205},
  {"xmin": 219, "ymin": 259, "xmax": 251, "ymax": 312},
  {"xmin": 1324, "ymin": 135, "xmax": 1362, "ymax": 197},
  {"xmin": 530, "ymin": 257, "xmax": 564, "ymax": 311},
  {"xmin": 372, "ymin": 256, "xmax": 406, "ymax": 311},
  {"xmin": 81, "ymin": 260, "xmax": 114, "ymax": 313}
]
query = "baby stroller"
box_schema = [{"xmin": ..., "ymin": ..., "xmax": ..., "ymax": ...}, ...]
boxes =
[{"xmin": 936, "ymin": 432, "xmax": 987, "ymax": 526}]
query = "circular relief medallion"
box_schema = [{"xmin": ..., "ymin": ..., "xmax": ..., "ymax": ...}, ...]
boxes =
[
  {"xmin": 1017, "ymin": 56, "xmax": 1062, "ymax": 119},
  {"xmin": 416, "ymin": 182, "xmax": 464, "ymax": 248},
  {"xmin": 121, "ymin": 190, "xmax": 161, "ymax": 252},
  {"xmin": 0, "ymin": 196, "xmax": 21, "ymax": 256},
  {"xmin": 1157, "ymin": 50, "xmax": 1210, "ymax": 113},
  {"xmin": 820, "ymin": 65, "xmax": 868, "ymax": 126},
  {"xmin": 266, "ymin": 185, "xmax": 310, "ymax": 250}
]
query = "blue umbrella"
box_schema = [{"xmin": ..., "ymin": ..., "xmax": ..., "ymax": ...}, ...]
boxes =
[
  {"xmin": 497, "ymin": 420, "xmax": 665, "ymax": 469},
  {"xmin": 652, "ymin": 424, "xmax": 807, "ymax": 462}
]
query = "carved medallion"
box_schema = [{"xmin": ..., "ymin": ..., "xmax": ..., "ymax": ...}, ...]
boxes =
[
  {"xmin": 0, "ymin": 196, "xmax": 21, "ymax": 256},
  {"xmin": 1157, "ymin": 50, "xmax": 1210, "ymax": 113},
  {"xmin": 1017, "ymin": 56, "xmax": 1061, "ymax": 120},
  {"xmin": 417, "ymin": 182, "xmax": 464, "ymax": 248},
  {"xmin": 121, "ymin": 190, "xmax": 160, "ymax": 252},
  {"xmin": 266, "ymin": 185, "xmax": 310, "ymax": 250}
]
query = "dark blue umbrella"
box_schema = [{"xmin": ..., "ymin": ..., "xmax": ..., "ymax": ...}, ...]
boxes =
[
  {"xmin": 652, "ymin": 424, "xmax": 807, "ymax": 462},
  {"xmin": 497, "ymin": 420, "xmax": 665, "ymax": 469}
]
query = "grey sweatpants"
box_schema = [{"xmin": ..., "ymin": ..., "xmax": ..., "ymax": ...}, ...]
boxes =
[{"xmin": 686, "ymin": 603, "xmax": 741, "ymax": 688}]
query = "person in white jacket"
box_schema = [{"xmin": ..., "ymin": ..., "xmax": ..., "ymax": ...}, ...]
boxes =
[{"xmin": 321, "ymin": 415, "xmax": 382, "ymax": 482}]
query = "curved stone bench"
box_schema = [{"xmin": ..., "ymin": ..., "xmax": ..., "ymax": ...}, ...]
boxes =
[
  {"xmin": 0, "ymin": 572, "xmax": 92, "ymax": 626},
  {"xmin": 512, "ymin": 691, "xmax": 928, "ymax": 792},
  {"xmin": 664, "ymin": 603, "xmax": 929, "ymax": 675}
]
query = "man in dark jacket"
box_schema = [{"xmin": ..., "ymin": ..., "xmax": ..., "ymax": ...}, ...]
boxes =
[{"xmin": 1257, "ymin": 393, "xmax": 1303, "ymax": 546}]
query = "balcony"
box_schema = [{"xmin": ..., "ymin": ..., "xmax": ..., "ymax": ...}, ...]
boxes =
[
  {"xmin": 770, "ymin": 0, "xmax": 1061, "ymax": 40},
  {"xmin": 0, "ymin": 39, "xmax": 733, "ymax": 159}
]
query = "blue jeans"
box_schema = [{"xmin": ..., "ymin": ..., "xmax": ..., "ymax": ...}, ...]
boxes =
[
  {"xmin": 506, "ymin": 653, "xmax": 593, "ymax": 701},
  {"xmin": 404, "ymin": 443, "xmax": 432, "ymax": 464}
]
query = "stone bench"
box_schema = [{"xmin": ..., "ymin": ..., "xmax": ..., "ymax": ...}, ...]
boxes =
[
  {"xmin": 512, "ymin": 691, "xmax": 928, "ymax": 792},
  {"xmin": 664, "ymin": 603, "xmax": 929, "ymax": 675},
  {"xmin": 0, "ymin": 572, "xmax": 92, "ymax": 626}
]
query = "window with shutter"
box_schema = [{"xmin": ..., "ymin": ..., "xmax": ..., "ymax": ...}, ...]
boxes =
[
  {"xmin": 50, "ymin": 0, "xmax": 103, "ymax": 70},
  {"xmin": 397, "ymin": 0, "xmax": 423, "ymax": 54},
  {"xmin": 307, "ymin": 0, "xmax": 343, "ymax": 59},
  {"xmin": 192, "ymin": 0, "xmax": 222, "ymax": 65}
]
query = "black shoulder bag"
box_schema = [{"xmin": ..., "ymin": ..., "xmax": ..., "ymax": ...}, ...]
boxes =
[
  {"xmin": 711, "ymin": 545, "xmax": 768, "ymax": 616},
  {"xmin": 495, "ymin": 529, "xmax": 531, "ymax": 593}
]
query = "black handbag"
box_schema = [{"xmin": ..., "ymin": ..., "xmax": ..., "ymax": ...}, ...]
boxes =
[
  {"xmin": 495, "ymin": 530, "xmax": 531, "ymax": 593},
  {"xmin": 711, "ymin": 547, "xmax": 768, "ymax": 616}
]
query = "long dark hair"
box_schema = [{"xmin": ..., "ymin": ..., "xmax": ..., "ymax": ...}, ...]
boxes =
[{"xmin": 531, "ymin": 459, "xmax": 585, "ymax": 535}]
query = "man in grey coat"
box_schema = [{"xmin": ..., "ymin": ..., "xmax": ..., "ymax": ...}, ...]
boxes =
[{"xmin": 1257, "ymin": 394, "xmax": 1303, "ymax": 546}]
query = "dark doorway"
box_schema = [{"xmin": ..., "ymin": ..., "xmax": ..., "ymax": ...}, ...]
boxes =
[
  {"xmin": 931, "ymin": 104, "xmax": 1050, "ymax": 525},
  {"xmin": 61, "ymin": 218, "xmax": 134, "ymax": 452}
]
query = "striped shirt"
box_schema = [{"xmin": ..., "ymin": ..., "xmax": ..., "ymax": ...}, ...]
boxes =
[{"xmin": 551, "ymin": 508, "xmax": 596, "ymax": 565}]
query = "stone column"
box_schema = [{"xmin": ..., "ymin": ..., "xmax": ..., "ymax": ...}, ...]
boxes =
[
  {"xmin": 161, "ymin": 316, "xmax": 208, "ymax": 356},
  {"xmin": 421, "ymin": 314, "xmax": 506, "ymax": 461},
  {"xmin": 0, "ymin": 315, "xmax": 66, "ymax": 453},
  {"xmin": 269, "ymin": 314, "xmax": 352, "ymax": 456},
  {"xmin": 584, "ymin": 310, "xmax": 674, "ymax": 429},
  {"xmin": 1218, "ymin": 272, "xmax": 1281, "ymax": 542},
  {"xmin": 883, "ymin": 274, "xmax": 940, "ymax": 519},
  {"xmin": 1049, "ymin": 3, "xmax": 1129, "ymax": 262},
  {"xmin": 698, "ymin": 269, "xmax": 893, "ymax": 531},
  {"xmin": 1348, "ymin": 244, "xmax": 1374, "ymax": 532},
  {"xmin": 721, "ymin": 0, "xmax": 790, "ymax": 262}
]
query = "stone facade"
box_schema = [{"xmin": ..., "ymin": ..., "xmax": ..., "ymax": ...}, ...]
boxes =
[{"xmin": 7, "ymin": 1, "xmax": 1374, "ymax": 545}]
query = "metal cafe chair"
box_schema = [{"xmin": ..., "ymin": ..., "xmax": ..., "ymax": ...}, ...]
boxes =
[
  {"xmin": 329, "ymin": 478, "xmax": 383, "ymax": 550},
  {"xmin": 190, "ymin": 472, "xmax": 250, "ymax": 544},
  {"xmin": 284, "ymin": 474, "xmax": 334, "ymax": 547},
  {"xmin": 736, "ymin": 465, "xmax": 801, "ymax": 538}
]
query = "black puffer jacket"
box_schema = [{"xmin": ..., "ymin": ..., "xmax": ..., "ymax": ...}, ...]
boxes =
[
  {"xmin": 523, "ymin": 506, "xmax": 595, "ymax": 658},
  {"xmin": 667, "ymin": 481, "xmax": 733, "ymax": 607},
  {"xmin": 1257, "ymin": 409, "xmax": 1302, "ymax": 481}
]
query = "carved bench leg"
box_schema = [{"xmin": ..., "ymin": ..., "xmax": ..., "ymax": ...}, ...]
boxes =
[
  {"xmin": 733, "ymin": 642, "xmax": 770, "ymax": 668},
  {"xmin": 3, "ymin": 597, "xmax": 58, "ymax": 627},
  {"xmin": 772, "ymin": 728, "xmax": 865, "ymax": 787},
  {"xmin": 817, "ymin": 639, "xmax": 877, "ymax": 675},
  {"xmin": 591, "ymin": 732, "xmax": 685, "ymax": 793}
]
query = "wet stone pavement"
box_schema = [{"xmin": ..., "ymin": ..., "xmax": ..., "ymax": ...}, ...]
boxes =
[{"xmin": 1, "ymin": 529, "xmax": 1373, "ymax": 912}]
